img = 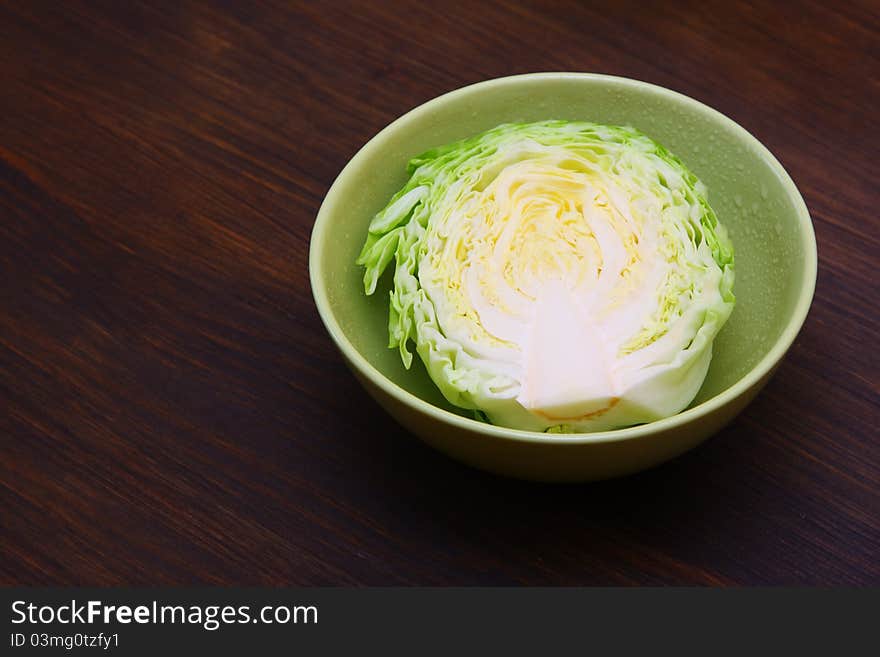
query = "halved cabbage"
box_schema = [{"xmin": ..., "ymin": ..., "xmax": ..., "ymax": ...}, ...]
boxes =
[{"xmin": 358, "ymin": 121, "xmax": 734, "ymax": 432}]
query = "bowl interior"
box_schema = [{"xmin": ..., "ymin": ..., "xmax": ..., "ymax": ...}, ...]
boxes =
[{"xmin": 312, "ymin": 74, "xmax": 814, "ymax": 428}]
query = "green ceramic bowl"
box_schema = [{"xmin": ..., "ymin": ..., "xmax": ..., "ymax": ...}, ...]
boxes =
[{"xmin": 309, "ymin": 73, "xmax": 816, "ymax": 482}]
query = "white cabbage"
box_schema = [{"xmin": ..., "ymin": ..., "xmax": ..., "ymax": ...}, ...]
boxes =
[{"xmin": 358, "ymin": 121, "xmax": 735, "ymax": 432}]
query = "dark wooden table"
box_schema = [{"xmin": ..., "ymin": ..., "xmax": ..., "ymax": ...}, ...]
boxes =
[{"xmin": 1, "ymin": 0, "xmax": 877, "ymax": 586}]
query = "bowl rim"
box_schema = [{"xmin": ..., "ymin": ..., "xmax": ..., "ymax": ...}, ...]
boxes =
[{"xmin": 309, "ymin": 72, "xmax": 817, "ymax": 445}]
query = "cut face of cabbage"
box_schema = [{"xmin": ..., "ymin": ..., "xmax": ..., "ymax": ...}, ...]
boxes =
[{"xmin": 358, "ymin": 121, "xmax": 735, "ymax": 432}]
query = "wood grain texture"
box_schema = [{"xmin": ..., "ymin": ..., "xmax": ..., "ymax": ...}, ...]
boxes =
[{"xmin": 0, "ymin": 0, "xmax": 877, "ymax": 586}]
